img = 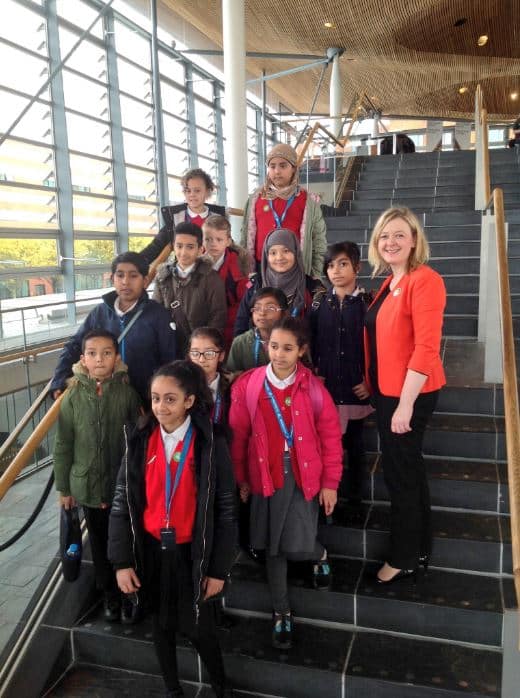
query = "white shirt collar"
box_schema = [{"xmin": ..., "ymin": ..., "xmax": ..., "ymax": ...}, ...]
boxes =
[
  {"xmin": 208, "ymin": 374, "xmax": 220, "ymax": 400},
  {"xmin": 187, "ymin": 206, "xmax": 209, "ymax": 220},
  {"xmin": 176, "ymin": 262, "xmax": 195, "ymax": 279},
  {"xmin": 113, "ymin": 296, "xmax": 139, "ymax": 317},
  {"xmin": 332, "ymin": 286, "xmax": 360, "ymax": 298},
  {"xmin": 160, "ymin": 415, "xmax": 191, "ymax": 463},
  {"xmin": 266, "ymin": 363, "xmax": 297, "ymax": 389},
  {"xmin": 212, "ymin": 253, "xmax": 226, "ymax": 272}
]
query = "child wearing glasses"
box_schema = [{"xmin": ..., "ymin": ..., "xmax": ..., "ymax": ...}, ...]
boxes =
[
  {"xmin": 187, "ymin": 327, "xmax": 231, "ymax": 429},
  {"xmin": 226, "ymin": 287, "xmax": 288, "ymax": 374}
]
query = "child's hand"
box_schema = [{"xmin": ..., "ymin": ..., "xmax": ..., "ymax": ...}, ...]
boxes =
[
  {"xmin": 59, "ymin": 494, "xmax": 76, "ymax": 510},
  {"xmin": 352, "ymin": 381, "xmax": 370, "ymax": 400},
  {"xmin": 116, "ymin": 568, "xmax": 141, "ymax": 594},
  {"xmin": 202, "ymin": 576, "xmax": 225, "ymax": 600},
  {"xmin": 239, "ymin": 483, "xmax": 251, "ymax": 502},
  {"xmin": 319, "ymin": 488, "xmax": 337, "ymax": 516}
]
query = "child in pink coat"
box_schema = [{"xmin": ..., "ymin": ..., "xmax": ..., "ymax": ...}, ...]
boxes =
[{"xmin": 229, "ymin": 317, "xmax": 342, "ymax": 651}]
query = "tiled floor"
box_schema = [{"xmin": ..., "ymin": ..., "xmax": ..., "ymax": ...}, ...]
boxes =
[{"xmin": 0, "ymin": 465, "xmax": 59, "ymax": 656}]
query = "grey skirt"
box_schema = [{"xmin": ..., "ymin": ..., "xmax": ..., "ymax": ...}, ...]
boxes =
[{"xmin": 250, "ymin": 452, "xmax": 320, "ymax": 557}]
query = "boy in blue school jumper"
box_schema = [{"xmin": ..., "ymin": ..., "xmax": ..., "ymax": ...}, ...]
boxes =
[{"xmin": 51, "ymin": 251, "xmax": 176, "ymax": 403}]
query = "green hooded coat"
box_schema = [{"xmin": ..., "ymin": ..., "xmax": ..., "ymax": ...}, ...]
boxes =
[{"xmin": 53, "ymin": 360, "xmax": 141, "ymax": 507}]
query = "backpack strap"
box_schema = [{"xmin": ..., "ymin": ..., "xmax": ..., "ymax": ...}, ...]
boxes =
[
  {"xmin": 245, "ymin": 367, "xmax": 267, "ymax": 421},
  {"xmin": 308, "ymin": 374, "xmax": 323, "ymax": 420},
  {"xmin": 245, "ymin": 366, "xmax": 323, "ymax": 422}
]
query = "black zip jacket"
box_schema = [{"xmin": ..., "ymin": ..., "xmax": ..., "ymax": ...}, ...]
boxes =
[
  {"xmin": 141, "ymin": 203, "xmax": 226, "ymax": 265},
  {"xmin": 107, "ymin": 412, "xmax": 237, "ymax": 612}
]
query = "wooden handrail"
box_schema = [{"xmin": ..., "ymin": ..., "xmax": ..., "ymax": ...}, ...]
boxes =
[
  {"xmin": 491, "ymin": 187, "xmax": 520, "ymax": 617},
  {"xmin": 0, "ymin": 389, "xmax": 65, "ymax": 502}
]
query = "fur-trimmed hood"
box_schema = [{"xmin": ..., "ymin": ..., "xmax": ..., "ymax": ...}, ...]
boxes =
[{"xmin": 66, "ymin": 356, "xmax": 130, "ymax": 389}]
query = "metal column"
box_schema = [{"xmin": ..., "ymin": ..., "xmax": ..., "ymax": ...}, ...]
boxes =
[
  {"xmin": 104, "ymin": 10, "xmax": 129, "ymax": 252},
  {"xmin": 185, "ymin": 63, "xmax": 199, "ymax": 170},
  {"xmin": 150, "ymin": 0, "xmax": 169, "ymax": 209},
  {"xmin": 329, "ymin": 49, "xmax": 342, "ymax": 139},
  {"xmin": 46, "ymin": 0, "xmax": 75, "ymax": 325},
  {"xmin": 222, "ymin": 0, "xmax": 248, "ymax": 237},
  {"xmin": 214, "ymin": 80, "xmax": 226, "ymax": 205}
]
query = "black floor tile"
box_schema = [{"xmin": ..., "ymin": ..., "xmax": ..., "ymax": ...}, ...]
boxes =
[{"xmin": 346, "ymin": 630, "xmax": 502, "ymax": 697}]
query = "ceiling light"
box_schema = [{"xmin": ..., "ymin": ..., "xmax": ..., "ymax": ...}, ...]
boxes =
[
  {"xmin": 324, "ymin": 21, "xmax": 336, "ymax": 29},
  {"xmin": 477, "ymin": 35, "xmax": 489, "ymax": 46},
  {"xmin": 459, "ymin": 86, "xmax": 468, "ymax": 94},
  {"xmin": 511, "ymin": 92, "xmax": 519, "ymax": 100}
]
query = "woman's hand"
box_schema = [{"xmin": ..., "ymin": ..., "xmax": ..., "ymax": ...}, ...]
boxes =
[
  {"xmin": 391, "ymin": 402, "xmax": 413, "ymax": 433},
  {"xmin": 116, "ymin": 568, "xmax": 141, "ymax": 594},
  {"xmin": 352, "ymin": 381, "xmax": 370, "ymax": 400},
  {"xmin": 59, "ymin": 494, "xmax": 76, "ymax": 510},
  {"xmin": 202, "ymin": 576, "xmax": 225, "ymax": 600},
  {"xmin": 319, "ymin": 488, "xmax": 337, "ymax": 516},
  {"xmin": 239, "ymin": 483, "xmax": 251, "ymax": 503}
]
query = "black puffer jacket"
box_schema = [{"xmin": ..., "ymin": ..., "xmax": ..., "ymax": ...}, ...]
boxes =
[
  {"xmin": 108, "ymin": 412, "xmax": 237, "ymax": 612},
  {"xmin": 141, "ymin": 203, "xmax": 226, "ymax": 264}
]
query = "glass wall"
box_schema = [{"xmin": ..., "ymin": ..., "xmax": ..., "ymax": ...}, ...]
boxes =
[{"xmin": 0, "ymin": 0, "xmax": 277, "ymax": 349}]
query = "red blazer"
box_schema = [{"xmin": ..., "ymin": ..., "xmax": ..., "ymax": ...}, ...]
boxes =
[
  {"xmin": 218, "ymin": 247, "xmax": 248, "ymax": 349},
  {"xmin": 364, "ymin": 264, "xmax": 446, "ymax": 397}
]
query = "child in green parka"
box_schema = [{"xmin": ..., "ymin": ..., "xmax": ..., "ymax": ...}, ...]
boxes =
[{"xmin": 53, "ymin": 328, "xmax": 141, "ymax": 622}]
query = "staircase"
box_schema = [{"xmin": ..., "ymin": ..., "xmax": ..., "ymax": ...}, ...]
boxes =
[{"xmin": 25, "ymin": 151, "xmax": 520, "ymax": 698}]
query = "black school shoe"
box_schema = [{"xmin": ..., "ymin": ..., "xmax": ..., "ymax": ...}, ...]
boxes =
[
  {"xmin": 103, "ymin": 591, "xmax": 121, "ymax": 622},
  {"xmin": 271, "ymin": 612, "xmax": 293, "ymax": 650},
  {"xmin": 121, "ymin": 592, "xmax": 142, "ymax": 624},
  {"xmin": 312, "ymin": 556, "xmax": 332, "ymax": 590}
]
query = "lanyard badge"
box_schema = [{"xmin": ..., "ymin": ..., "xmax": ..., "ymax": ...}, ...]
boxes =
[
  {"xmin": 268, "ymin": 194, "xmax": 295, "ymax": 228},
  {"xmin": 264, "ymin": 379, "xmax": 294, "ymax": 448},
  {"xmin": 164, "ymin": 423, "xmax": 193, "ymax": 528}
]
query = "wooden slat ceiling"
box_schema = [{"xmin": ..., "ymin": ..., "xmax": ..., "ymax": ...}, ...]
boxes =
[{"xmin": 161, "ymin": 0, "xmax": 520, "ymax": 121}]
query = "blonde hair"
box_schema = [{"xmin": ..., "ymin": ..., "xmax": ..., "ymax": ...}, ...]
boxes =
[{"xmin": 367, "ymin": 207, "xmax": 430, "ymax": 277}]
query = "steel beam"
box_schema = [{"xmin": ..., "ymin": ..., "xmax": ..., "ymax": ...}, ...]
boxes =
[
  {"xmin": 104, "ymin": 10, "xmax": 129, "ymax": 252},
  {"xmin": 150, "ymin": 0, "xmax": 169, "ymax": 210}
]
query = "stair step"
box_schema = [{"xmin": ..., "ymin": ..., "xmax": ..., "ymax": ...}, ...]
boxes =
[
  {"xmin": 227, "ymin": 555, "xmax": 510, "ymax": 646},
  {"xmin": 320, "ymin": 502, "xmax": 511, "ymax": 575},
  {"xmin": 362, "ymin": 412, "xmax": 505, "ymax": 462},
  {"xmin": 48, "ymin": 666, "xmax": 203, "ymax": 698},
  {"xmin": 68, "ymin": 607, "xmax": 504, "ymax": 698},
  {"xmin": 370, "ymin": 454, "xmax": 509, "ymax": 515}
]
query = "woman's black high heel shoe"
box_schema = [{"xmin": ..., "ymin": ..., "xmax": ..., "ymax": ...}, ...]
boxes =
[
  {"xmin": 376, "ymin": 566, "xmax": 418, "ymax": 585},
  {"xmin": 419, "ymin": 555, "xmax": 429, "ymax": 574}
]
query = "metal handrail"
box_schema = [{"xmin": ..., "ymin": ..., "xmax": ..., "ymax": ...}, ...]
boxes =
[
  {"xmin": 0, "ymin": 379, "xmax": 52, "ymax": 468},
  {"xmin": 0, "ymin": 388, "xmax": 64, "ymax": 502},
  {"xmin": 0, "ymin": 341, "xmax": 65, "ymax": 364},
  {"xmin": 484, "ymin": 187, "xmax": 520, "ymax": 616}
]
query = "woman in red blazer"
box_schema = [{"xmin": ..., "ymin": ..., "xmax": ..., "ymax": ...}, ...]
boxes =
[{"xmin": 364, "ymin": 207, "xmax": 446, "ymax": 585}]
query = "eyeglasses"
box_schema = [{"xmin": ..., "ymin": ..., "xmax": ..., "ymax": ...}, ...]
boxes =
[
  {"xmin": 251, "ymin": 304, "xmax": 282, "ymax": 314},
  {"xmin": 189, "ymin": 350, "xmax": 219, "ymax": 360}
]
